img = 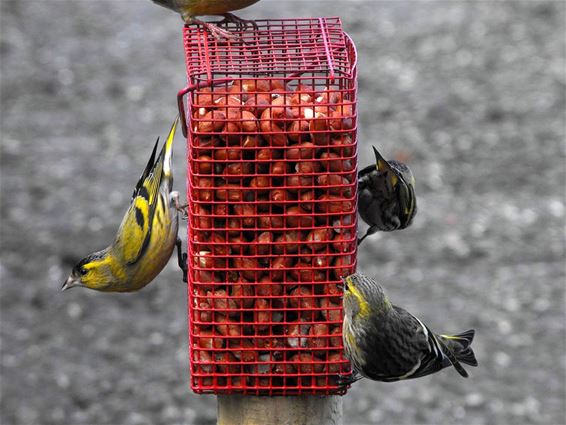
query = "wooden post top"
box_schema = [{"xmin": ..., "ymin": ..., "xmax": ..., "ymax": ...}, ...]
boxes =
[{"xmin": 217, "ymin": 395, "xmax": 343, "ymax": 425}]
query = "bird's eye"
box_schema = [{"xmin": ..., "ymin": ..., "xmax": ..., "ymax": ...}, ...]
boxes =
[{"xmin": 80, "ymin": 268, "xmax": 88, "ymax": 276}]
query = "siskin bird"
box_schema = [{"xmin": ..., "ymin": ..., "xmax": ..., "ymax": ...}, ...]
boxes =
[
  {"xmin": 151, "ymin": 0, "xmax": 260, "ymax": 39},
  {"xmin": 62, "ymin": 117, "xmax": 185, "ymax": 292},
  {"xmin": 340, "ymin": 272, "xmax": 477, "ymax": 384},
  {"xmin": 357, "ymin": 146, "xmax": 417, "ymax": 245}
]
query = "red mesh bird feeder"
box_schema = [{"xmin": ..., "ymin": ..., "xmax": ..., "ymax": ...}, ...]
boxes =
[{"xmin": 178, "ymin": 17, "xmax": 358, "ymax": 396}]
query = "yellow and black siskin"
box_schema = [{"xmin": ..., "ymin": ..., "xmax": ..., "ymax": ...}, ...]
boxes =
[
  {"xmin": 340, "ymin": 272, "xmax": 477, "ymax": 385},
  {"xmin": 62, "ymin": 117, "xmax": 184, "ymax": 292},
  {"xmin": 357, "ymin": 146, "xmax": 417, "ymax": 245}
]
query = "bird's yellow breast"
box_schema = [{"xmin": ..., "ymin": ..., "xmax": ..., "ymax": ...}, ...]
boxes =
[
  {"xmin": 102, "ymin": 194, "xmax": 178, "ymax": 292},
  {"xmin": 176, "ymin": 0, "xmax": 260, "ymax": 16}
]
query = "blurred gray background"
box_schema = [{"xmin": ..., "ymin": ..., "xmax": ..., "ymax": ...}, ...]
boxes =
[{"xmin": 1, "ymin": 1, "xmax": 565, "ymax": 424}]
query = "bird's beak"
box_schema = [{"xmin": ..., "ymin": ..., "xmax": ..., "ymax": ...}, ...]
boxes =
[
  {"xmin": 61, "ymin": 276, "xmax": 79, "ymax": 291},
  {"xmin": 338, "ymin": 276, "xmax": 348, "ymax": 291}
]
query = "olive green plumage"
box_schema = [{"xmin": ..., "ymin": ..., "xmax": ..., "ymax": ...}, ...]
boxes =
[
  {"xmin": 341, "ymin": 273, "xmax": 477, "ymax": 384},
  {"xmin": 62, "ymin": 118, "xmax": 180, "ymax": 292},
  {"xmin": 357, "ymin": 146, "xmax": 417, "ymax": 244}
]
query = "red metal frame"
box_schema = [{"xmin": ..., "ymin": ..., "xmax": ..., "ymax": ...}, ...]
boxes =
[{"xmin": 179, "ymin": 17, "xmax": 358, "ymax": 396}]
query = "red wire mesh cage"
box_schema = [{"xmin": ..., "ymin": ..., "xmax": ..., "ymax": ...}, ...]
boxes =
[{"xmin": 178, "ymin": 17, "xmax": 358, "ymax": 395}]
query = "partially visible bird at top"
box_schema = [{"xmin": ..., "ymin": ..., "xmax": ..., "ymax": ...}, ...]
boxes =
[
  {"xmin": 62, "ymin": 117, "xmax": 185, "ymax": 292},
  {"xmin": 339, "ymin": 272, "xmax": 478, "ymax": 385},
  {"xmin": 357, "ymin": 145, "xmax": 417, "ymax": 245},
  {"xmin": 151, "ymin": 0, "xmax": 261, "ymax": 40}
]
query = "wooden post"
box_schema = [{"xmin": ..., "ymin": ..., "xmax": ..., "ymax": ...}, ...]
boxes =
[{"xmin": 217, "ymin": 395, "xmax": 343, "ymax": 425}]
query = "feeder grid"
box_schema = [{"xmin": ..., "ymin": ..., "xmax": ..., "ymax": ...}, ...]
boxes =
[{"xmin": 178, "ymin": 17, "xmax": 358, "ymax": 396}]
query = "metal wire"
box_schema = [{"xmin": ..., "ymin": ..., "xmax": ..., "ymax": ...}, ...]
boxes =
[{"xmin": 180, "ymin": 17, "xmax": 358, "ymax": 396}]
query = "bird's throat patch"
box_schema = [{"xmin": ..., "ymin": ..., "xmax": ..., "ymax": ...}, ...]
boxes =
[{"xmin": 345, "ymin": 278, "xmax": 371, "ymax": 318}]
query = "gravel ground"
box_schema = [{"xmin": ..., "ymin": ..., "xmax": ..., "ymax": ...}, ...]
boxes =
[{"xmin": 1, "ymin": 1, "xmax": 565, "ymax": 424}]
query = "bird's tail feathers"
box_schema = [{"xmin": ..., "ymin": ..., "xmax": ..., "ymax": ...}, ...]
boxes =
[
  {"xmin": 439, "ymin": 329, "xmax": 477, "ymax": 367},
  {"xmin": 132, "ymin": 138, "xmax": 160, "ymax": 199},
  {"xmin": 437, "ymin": 337, "xmax": 469, "ymax": 378},
  {"xmin": 456, "ymin": 347, "xmax": 478, "ymax": 367},
  {"xmin": 161, "ymin": 115, "xmax": 179, "ymax": 178},
  {"xmin": 443, "ymin": 329, "xmax": 475, "ymax": 348}
]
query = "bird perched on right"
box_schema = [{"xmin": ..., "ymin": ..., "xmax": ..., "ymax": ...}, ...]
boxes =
[
  {"xmin": 357, "ymin": 146, "xmax": 417, "ymax": 245},
  {"xmin": 340, "ymin": 272, "xmax": 477, "ymax": 385},
  {"xmin": 151, "ymin": 0, "xmax": 260, "ymax": 39}
]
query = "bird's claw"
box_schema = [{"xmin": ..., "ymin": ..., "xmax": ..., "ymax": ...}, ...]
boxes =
[
  {"xmin": 220, "ymin": 13, "xmax": 258, "ymax": 32},
  {"xmin": 174, "ymin": 202, "xmax": 189, "ymax": 221},
  {"xmin": 175, "ymin": 238, "xmax": 188, "ymax": 283},
  {"xmin": 357, "ymin": 225, "xmax": 379, "ymax": 246},
  {"xmin": 171, "ymin": 192, "xmax": 188, "ymax": 220},
  {"xmin": 205, "ymin": 22, "xmax": 239, "ymax": 41},
  {"xmin": 335, "ymin": 372, "xmax": 362, "ymax": 387},
  {"xmin": 186, "ymin": 17, "xmax": 239, "ymax": 41}
]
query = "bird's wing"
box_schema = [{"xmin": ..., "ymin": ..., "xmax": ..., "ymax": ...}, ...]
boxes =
[
  {"xmin": 115, "ymin": 138, "xmax": 164, "ymax": 265},
  {"xmin": 396, "ymin": 176, "xmax": 417, "ymax": 226},
  {"xmin": 402, "ymin": 308, "xmax": 470, "ymax": 378},
  {"xmin": 391, "ymin": 306, "xmax": 448, "ymax": 380}
]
